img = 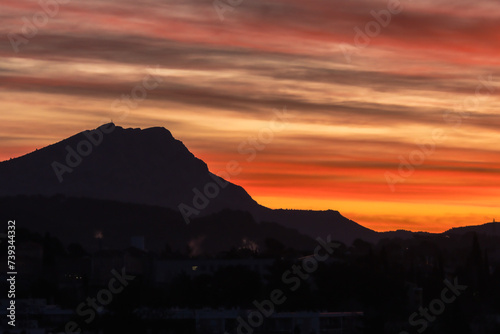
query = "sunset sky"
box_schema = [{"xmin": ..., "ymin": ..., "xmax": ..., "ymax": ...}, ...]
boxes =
[{"xmin": 1, "ymin": 0, "xmax": 499, "ymax": 232}]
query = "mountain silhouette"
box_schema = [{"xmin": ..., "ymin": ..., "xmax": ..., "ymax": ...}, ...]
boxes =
[
  {"xmin": 0, "ymin": 123, "xmax": 259, "ymax": 215},
  {"xmin": 0, "ymin": 123, "xmax": 378, "ymax": 244},
  {"xmin": 444, "ymin": 221, "xmax": 500, "ymax": 237}
]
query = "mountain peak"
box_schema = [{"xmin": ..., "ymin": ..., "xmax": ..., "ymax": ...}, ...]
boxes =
[
  {"xmin": 95, "ymin": 123, "xmax": 174, "ymax": 139},
  {"xmin": 0, "ymin": 123, "xmax": 259, "ymax": 214},
  {"xmin": 97, "ymin": 122, "xmax": 116, "ymax": 130}
]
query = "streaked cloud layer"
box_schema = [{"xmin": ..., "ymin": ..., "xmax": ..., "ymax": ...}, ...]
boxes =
[{"xmin": 1, "ymin": 0, "xmax": 499, "ymax": 231}]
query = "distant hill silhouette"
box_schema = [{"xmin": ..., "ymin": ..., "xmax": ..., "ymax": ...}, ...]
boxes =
[
  {"xmin": 0, "ymin": 196, "xmax": 317, "ymax": 253},
  {"xmin": 254, "ymin": 208, "xmax": 378, "ymax": 244},
  {"xmin": 444, "ymin": 222, "xmax": 500, "ymax": 236}
]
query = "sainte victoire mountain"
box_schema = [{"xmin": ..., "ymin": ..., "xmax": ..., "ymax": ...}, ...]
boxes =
[
  {"xmin": 1, "ymin": 124, "xmax": 495, "ymax": 250},
  {"xmin": 0, "ymin": 124, "xmax": 379, "ymax": 246}
]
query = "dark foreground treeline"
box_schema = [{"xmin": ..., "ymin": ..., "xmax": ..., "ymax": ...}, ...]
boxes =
[
  {"xmin": 1, "ymin": 196, "xmax": 500, "ymax": 333},
  {"xmin": 1, "ymin": 226, "xmax": 500, "ymax": 333}
]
